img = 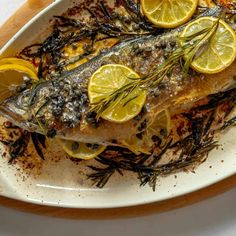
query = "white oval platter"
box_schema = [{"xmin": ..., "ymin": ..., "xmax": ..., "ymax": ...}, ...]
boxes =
[{"xmin": 0, "ymin": 0, "xmax": 236, "ymax": 209}]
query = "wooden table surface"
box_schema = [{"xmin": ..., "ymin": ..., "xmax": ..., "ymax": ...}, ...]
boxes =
[{"xmin": 0, "ymin": 0, "xmax": 235, "ymax": 219}]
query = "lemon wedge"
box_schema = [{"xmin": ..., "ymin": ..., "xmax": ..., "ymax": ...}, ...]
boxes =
[
  {"xmin": 58, "ymin": 139, "xmax": 106, "ymax": 160},
  {"xmin": 181, "ymin": 17, "xmax": 236, "ymax": 74},
  {"xmin": 141, "ymin": 0, "xmax": 198, "ymax": 28},
  {"xmin": 88, "ymin": 64, "xmax": 147, "ymax": 123}
]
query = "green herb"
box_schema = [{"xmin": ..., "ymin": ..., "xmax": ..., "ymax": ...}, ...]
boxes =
[
  {"xmin": 90, "ymin": 19, "xmax": 220, "ymax": 119},
  {"xmin": 19, "ymin": 0, "xmax": 160, "ymax": 78},
  {"xmin": 88, "ymin": 87, "xmax": 236, "ymax": 190},
  {"xmin": 181, "ymin": 18, "xmax": 220, "ymax": 74}
]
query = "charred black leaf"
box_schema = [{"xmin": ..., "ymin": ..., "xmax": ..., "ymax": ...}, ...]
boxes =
[{"xmin": 31, "ymin": 133, "xmax": 46, "ymax": 160}]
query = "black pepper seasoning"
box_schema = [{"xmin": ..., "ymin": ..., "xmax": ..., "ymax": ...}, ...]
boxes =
[{"xmin": 47, "ymin": 129, "xmax": 57, "ymax": 138}]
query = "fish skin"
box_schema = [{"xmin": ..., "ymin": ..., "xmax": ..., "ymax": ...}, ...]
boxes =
[{"xmin": 0, "ymin": 7, "xmax": 235, "ymax": 145}]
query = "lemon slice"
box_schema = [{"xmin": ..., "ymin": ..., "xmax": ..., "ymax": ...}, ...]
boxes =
[
  {"xmin": 181, "ymin": 17, "xmax": 236, "ymax": 74},
  {"xmin": 121, "ymin": 109, "xmax": 171, "ymax": 154},
  {"xmin": 0, "ymin": 63, "xmax": 38, "ymax": 102},
  {"xmin": 141, "ymin": 0, "xmax": 198, "ymax": 28},
  {"xmin": 121, "ymin": 136, "xmax": 151, "ymax": 155},
  {"xmin": 58, "ymin": 139, "xmax": 106, "ymax": 160},
  {"xmin": 198, "ymin": 0, "xmax": 215, "ymax": 8},
  {"xmin": 0, "ymin": 58, "xmax": 37, "ymax": 74},
  {"xmin": 88, "ymin": 64, "xmax": 147, "ymax": 123},
  {"xmin": 148, "ymin": 109, "xmax": 171, "ymax": 137}
]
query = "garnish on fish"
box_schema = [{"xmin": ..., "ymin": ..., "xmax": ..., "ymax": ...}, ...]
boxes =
[
  {"xmin": 89, "ymin": 16, "xmax": 236, "ymax": 122},
  {"xmin": 0, "ymin": 1, "xmax": 236, "ymax": 189},
  {"xmin": 88, "ymin": 64, "xmax": 147, "ymax": 122},
  {"xmin": 181, "ymin": 17, "xmax": 236, "ymax": 74},
  {"xmin": 141, "ymin": 0, "xmax": 199, "ymax": 28},
  {"xmin": 0, "ymin": 58, "xmax": 38, "ymax": 102},
  {"xmin": 58, "ymin": 139, "xmax": 106, "ymax": 160}
]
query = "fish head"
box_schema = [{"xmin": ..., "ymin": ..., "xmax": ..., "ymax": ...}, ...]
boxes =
[
  {"xmin": 0, "ymin": 82, "xmax": 51, "ymax": 133},
  {"xmin": 0, "ymin": 91, "xmax": 39, "ymax": 131}
]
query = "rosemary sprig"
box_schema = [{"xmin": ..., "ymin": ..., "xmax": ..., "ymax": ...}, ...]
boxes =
[
  {"xmin": 19, "ymin": 0, "xmax": 159, "ymax": 78},
  {"xmin": 31, "ymin": 133, "xmax": 46, "ymax": 160},
  {"xmin": 182, "ymin": 18, "xmax": 220, "ymax": 73},
  {"xmin": 8, "ymin": 131, "xmax": 30, "ymax": 163},
  {"xmin": 1, "ymin": 128, "xmax": 46, "ymax": 163},
  {"xmin": 221, "ymin": 116, "xmax": 236, "ymax": 130},
  {"xmin": 88, "ymin": 86, "xmax": 236, "ymax": 190},
  {"xmin": 91, "ymin": 19, "xmax": 220, "ymax": 119}
]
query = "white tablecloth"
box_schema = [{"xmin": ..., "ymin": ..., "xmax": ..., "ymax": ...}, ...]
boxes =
[{"xmin": 0, "ymin": 1, "xmax": 236, "ymax": 235}]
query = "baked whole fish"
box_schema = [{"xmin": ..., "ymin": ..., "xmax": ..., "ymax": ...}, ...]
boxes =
[{"xmin": 0, "ymin": 6, "xmax": 235, "ymax": 146}]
